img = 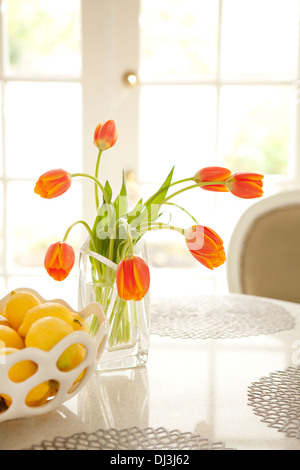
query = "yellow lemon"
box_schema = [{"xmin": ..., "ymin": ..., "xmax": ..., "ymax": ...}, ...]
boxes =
[
  {"xmin": 25, "ymin": 316, "xmax": 73, "ymax": 350},
  {"xmin": 26, "ymin": 379, "xmax": 60, "ymax": 407},
  {"xmin": 5, "ymin": 290, "xmax": 41, "ymax": 331},
  {"xmin": 9, "ymin": 360, "xmax": 38, "ymax": 383},
  {"xmin": 18, "ymin": 302, "xmax": 73, "ymax": 337},
  {"xmin": 72, "ymin": 313, "xmax": 89, "ymax": 332},
  {"xmin": 0, "ymin": 348, "xmax": 41, "ymax": 409},
  {"xmin": 25, "ymin": 316, "xmax": 86, "ymax": 372},
  {"xmin": 0, "ymin": 382, "xmax": 53, "ymax": 409},
  {"xmin": 25, "ymin": 381, "xmax": 52, "ymax": 407},
  {"xmin": 0, "ymin": 348, "xmax": 38, "ymax": 382},
  {"xmin": 0, "ymin": 325, "xmax": 25, "ymax": 349},
  {"xmin": 0, "ymin": 315, "xmax": 9, "ymax": 327},
  {"xmin": 57, "ymin": 343, "xmax": 86, "ymax": 371}
]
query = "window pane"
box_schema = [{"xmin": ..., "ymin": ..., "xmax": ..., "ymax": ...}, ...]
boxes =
[
  {"xmin": 139, "ymin": 0, "xmax": 219, "ymax": 81},
  {"xmin": 219, "ymin": 86, "xmax": 293, "ymax": 175},
  {"xmin": 7, "ymin": 181, "xmax": 83, "ymax": 271},
  {"xmin": 5, "ymin": 0, "xmax": 81, "ymax": 77},
  {"xmin": 139, "ymin": 85, "xmax": 217, "ymax": 182},
  {"xmin": 5, "ymin": 82, "xmax": 82, "ymax": 177},
  {"xmin": 221, "ymin": 0, "xmax": 299, "ymax": 80}
]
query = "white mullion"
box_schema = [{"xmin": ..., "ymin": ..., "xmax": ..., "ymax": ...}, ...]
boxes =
[
  {"xmin": 215, "ymin": 0, "xmax": 223, "ymax": 166},
  {"xmin": 1, "ymin": 76, "xmax": 81, "ymax": 84},
  {"xmin": 139, "ymin": 79, "xmax": 293, "ymax": 87},
  {"xmin": 211, "ymin": 0, "xmax": 224, "ymax": 293},
  {"xmin": 0, "ymin": 0, "xmax": 3, "ymax": 78}
]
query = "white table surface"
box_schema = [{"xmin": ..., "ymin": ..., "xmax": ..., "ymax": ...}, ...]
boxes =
[{"xmin": 1, "ymin": 293, "xmax": 300, "ymax": 451}]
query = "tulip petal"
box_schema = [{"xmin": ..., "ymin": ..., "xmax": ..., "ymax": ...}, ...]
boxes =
[
  {"xmin": 200, "ymin": 184, "xmax": 229, "ymax": 192},
  {"xmin": 94, "ymin": 120, "xmax": 118, "ymax": 150},
  {"xmin": 185, "ymin": 225, "xmax": 226, "ymax": 270},
  {"xmin": 133, "ymin": 257, "xmax": 150, "ymax": 299},
  {"xmin": 34, "ymin": 169, "xmax": 71, "ymax": 199},
  {"xmin": 193, "ymin": 167, "xmax": 231, "ymax": 192},
  {"xmin": 194, "ymin": 167, "xmax": 231, "ymax": 182},
  {"xmin": 44, "ymin": 241, "xmax": 75, "ymax": 281},
  {"xmin": 58, "ymin": 243, "xmax": 75, "ymax": 272},
  {"xmin": 116, "ymin": 255, "xmax": 150, "ymax": 301},
  {"xmin": 225, "ymin": 172, "xmax": 264, "ymax": 199},
  {"xmin": 44, "ymin": 242, "xmax": 60, "ymax": 269}
]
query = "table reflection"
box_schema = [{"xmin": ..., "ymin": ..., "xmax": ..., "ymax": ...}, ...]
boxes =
[{"xmin": 77, "ymin": 366, "xmax": 149, "ymax": 430}]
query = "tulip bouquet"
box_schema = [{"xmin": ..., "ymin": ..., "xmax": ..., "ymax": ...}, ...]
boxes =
[{"xmin": 34, "ymin": 119, "xmax": 264, "ymax": 354}]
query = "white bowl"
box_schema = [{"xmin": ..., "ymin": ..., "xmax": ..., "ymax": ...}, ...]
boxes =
[{"xmin": 0, "ymin": 288, "xmax": 109, "ymax": 423}]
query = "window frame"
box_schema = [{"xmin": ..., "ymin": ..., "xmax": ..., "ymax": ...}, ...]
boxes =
[{"xmin": 0, "ymin": 0, "xmax": 299, "ymax": 296}]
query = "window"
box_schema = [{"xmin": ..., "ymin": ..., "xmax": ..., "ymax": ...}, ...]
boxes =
[
  {"xmin": 136, "ymin": 0, "xmax": 300, "ymax": 295},
  {"xmin": 0, "ymin": 0, "xmax": 299, "ymax": 302},
  {"xmin": 0, "ymin": 0, "xmax": 82, "ymax": 303}
]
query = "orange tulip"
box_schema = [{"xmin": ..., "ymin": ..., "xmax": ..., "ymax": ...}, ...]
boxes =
[
  {"xmin": 116, "ymin": 255, "xmax": 150, "ymax": 301},
  {"xmin": 185, "ymin": 225, "xmax": 226, "ymax": 270},
  {"xmin": 93, "ymin": 120, "xmax": 118, "ymax": 151},
  {"xmin": 44, "ymin": 242, "xmax": 75, "ymax": 281},
  {"xmin": 34, "ymin": 169, "xmax": 72, "ymax": 199},
  {"xmin": 225, "ymin": 172, "xmax": 264, "ymax": 199},
  {"xmin": 193, "ymin": 167, "xmax": 231, "ymax": 192}
]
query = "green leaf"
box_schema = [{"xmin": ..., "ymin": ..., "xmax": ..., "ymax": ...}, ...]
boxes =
[
  {"xmin": 103, "ymin": 180, "xmax": 112, "ymax": 203},
  {"xmin": 141, "ymin": 166, "xmax": 175, "ymax": 226},
  {"xmin": 126, "ymin": 198, "xmax": 144, "ymax": 226},
  {"xmin": 113, "ymin": 170, "xmax": 128, "ymax": 220},
  {"xmin": 147, "ymin": 166, "xmax": 175, "ymax": 206}
]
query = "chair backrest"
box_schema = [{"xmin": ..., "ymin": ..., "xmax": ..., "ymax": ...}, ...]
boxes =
[{"xmin": 227, "ymin": 190, "xmax": 300, "ymax": 303}]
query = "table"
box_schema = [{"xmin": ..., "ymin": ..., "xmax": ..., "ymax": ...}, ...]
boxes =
[{"xmin": 1, "ymin": 293, "xmax": 300, "ymax": 451}]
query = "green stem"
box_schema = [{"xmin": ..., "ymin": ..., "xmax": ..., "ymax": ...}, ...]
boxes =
[
  {"xmin": 163, "ymin": 201, "xmax": 198, "ymax": 224},
  {"xmin": 63, "ymin": 220, "xmax": 104, "ymax": 305},
  {"xmin": 126, "ymin": 222, "xmax": 134, "ymax": 257},
  {"xmin": 71, "ymin": 171, "xmax": 110, "ymax": 205},
  {"xmin": 162, "ymin": 181, "xmax": 226, "ymax": 204},
  {"xmin": 63, "ymin": 220, "xmax": 97, "ymax": 249},
  {"xmin": 137, "ymin": 221, "xmax": 185, "ymax": 236},
  {"xmin": 94, "ymin": 149, "xmax": 103, "ymax": 208}
]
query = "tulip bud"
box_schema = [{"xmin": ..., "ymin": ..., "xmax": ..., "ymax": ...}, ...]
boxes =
[
  {"xmin": 34, "ymin": 169, "xmax": 72, "ymax": 199},
  {"xmin": 193, "ymin": 167, "xmax": 231, "ymax": 192},
  {"xmin": 93, "ymin": 120, "xmax": 118, "ymax": 151},
  {"xmin": 44, "ymin": 241, "xmax": 75, "ymax": 281},
  {"xmin": 185, "ymin": 225, "xmax": 226, "ymax": 270},
  {"xmin": 116, "ymin": 255, "xmax": 150, "ymax": 301},
  {"xmin": 225, "ymin": 172, "xmax": 264, "ymax": 198}
]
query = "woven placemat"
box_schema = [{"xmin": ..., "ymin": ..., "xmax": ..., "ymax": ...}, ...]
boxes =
[
  {"xmin": 248, "ymin": 366, "xmax": 300, "ymax": 440},
  {"xmin": 27, "ymin": 426, "xmax": 232, "ymax": 450},
  {"xmin": 150, "ymin": 294, "xmax": 295, "ymax": 340}
]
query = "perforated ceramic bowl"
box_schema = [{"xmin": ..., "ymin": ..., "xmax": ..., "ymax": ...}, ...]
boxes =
[{"xmin": 0, "ymin": 288, "xmax": 109, "ymax": 423}]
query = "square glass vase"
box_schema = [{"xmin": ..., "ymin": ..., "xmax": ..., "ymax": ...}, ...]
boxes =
[{"xmin": 78, "ymin": 238, "xmax": 150, "ymax": 371}]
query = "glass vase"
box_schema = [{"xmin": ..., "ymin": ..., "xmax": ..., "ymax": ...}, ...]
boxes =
[{"xmin": 78, "ymin": 238, "xmax": 150, "ymax": 371}]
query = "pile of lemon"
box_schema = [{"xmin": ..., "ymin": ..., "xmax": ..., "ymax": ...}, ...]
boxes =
[{"xmin": 0, "ymin": 290, "xmax": 89, "ymax": 410}]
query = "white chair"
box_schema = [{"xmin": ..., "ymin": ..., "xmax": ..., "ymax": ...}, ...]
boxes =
[{"xmin": 227, "ymin": 190, "xmax": 300, "ymax": 303}]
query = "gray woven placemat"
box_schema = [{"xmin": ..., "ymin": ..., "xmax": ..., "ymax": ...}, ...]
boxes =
[
  {"xmin": 248, "ymin": 366, "xmax": 300, "ymax": 440},
  {"xmin": 27, "ymin": 426, "xmax": 233, "ymax": 450},
  {"xmin": 150, "ymin": 294, "xmax": 295, "ymax": 340}
]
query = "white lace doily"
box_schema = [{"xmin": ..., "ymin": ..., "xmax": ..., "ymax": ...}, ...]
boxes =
[
  {"xmin": 150, "ymin": 294, "xmax": 295, "ymax": 340},
  {"xmin": 27, "ymin": 426, "xmax": 232, "ymax": 450},
  {"xmin": 248, "ymin": 366, "xmax": 300, "ymax": 440}
]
